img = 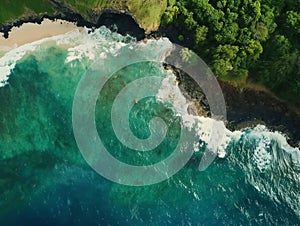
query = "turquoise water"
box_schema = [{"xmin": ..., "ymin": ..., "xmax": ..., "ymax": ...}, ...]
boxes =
[{"xmin": 0, "ymin": 26, "xmax": 299, "ymax": 225}]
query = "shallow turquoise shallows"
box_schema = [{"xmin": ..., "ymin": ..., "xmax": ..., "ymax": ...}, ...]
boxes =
[{"xmin": 0, "ymin": 26, "xmax": 299, "ymax": 225}]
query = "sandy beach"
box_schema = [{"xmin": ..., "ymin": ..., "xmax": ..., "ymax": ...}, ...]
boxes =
[{"xmin": 0, "ymin": 19, "xmax": 80, "ymax": 53}]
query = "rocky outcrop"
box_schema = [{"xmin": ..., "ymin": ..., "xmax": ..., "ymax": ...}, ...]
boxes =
[{"xmin": 219, "ymin": 81, "xmax": 300, "ymax": 146}]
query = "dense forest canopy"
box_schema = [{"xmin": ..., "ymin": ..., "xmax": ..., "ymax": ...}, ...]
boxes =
[{"xmin": 162, "ymin": 0, "xmax": 300, "ymax": 105}]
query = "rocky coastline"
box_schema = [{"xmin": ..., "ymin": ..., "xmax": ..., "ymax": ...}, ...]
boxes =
[
  {"xmin": 166, "ymin": 64, "xmax": 300, "ymax": 147},
  {"xmin": 0, "ymin": 3, "xmax": 145, "ymax": 40},
  {"xmin": 0, "ymin": 8, "xmax": 299, "ymax": 147}
]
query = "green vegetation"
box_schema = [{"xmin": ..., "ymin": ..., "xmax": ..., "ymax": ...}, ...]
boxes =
[
  {"xmin": 0, "ymin": 0, "xmax": 167, "ymax": 32},
  {"xmin": 0, "ymin": 0, "xmax": 299, "ymax": 105},
  {"xmin": 0, "ymin": 0, "xmax": 54, "ymax": 22},
  {"xmin": 64, "ymin": 0, "xmax": 167, "ymax": 31},
  {"xmin": 162, "ymin": 0, "xmax": 300, "ymax": 106},
  {"xmin": 78, "ymin": 0, "xmax": 166, "ymax": 31}
]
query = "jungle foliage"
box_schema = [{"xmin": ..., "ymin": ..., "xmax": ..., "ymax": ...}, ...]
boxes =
[{"xmin": 162, "ymin": 0, "xmax": 300, "ymax": 105}]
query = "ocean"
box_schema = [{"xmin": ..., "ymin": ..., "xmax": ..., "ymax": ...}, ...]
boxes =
[{"xmin": 0, "ymin": 26, "xmax": 299, "ymax": 225}]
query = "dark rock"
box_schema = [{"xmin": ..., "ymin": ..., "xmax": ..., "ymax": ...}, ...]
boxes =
[
  {"xmin": 163, "ymin": 64, "xmax": 211, "ymax": 117},
  {"xmin": 219, "ymin": 81, "xmax": 300, "ymax": 146},
  {"xmin": 0, "ymin": 0, "xmax": 145, "ymax": 41},
  {"xmin": 96, "ymin": 12, "xmax": 145, "ymax": 40}
]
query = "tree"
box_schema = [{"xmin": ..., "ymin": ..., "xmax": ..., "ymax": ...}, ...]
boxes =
[
  {"xmin": 285, "ymin": 11, "xmax": 300, "ymax": 38},
  {"xmin": 194, "ymin": 25, "xmax": 208, "ymax": 44},
  {"xmin": 253, "ymin": 22, "xmax": 269, "ymax": 41},
  {"xmin": 184, "ymin": 11, "xmax": 197, "ymax": 30},
  {"xmin": 243, "ymin": 40, "xmax": 263, "ymax": 61},
  {"xmin": 161, "ymin": 0, "xmax": 300, "ymax": 105},
  {"xmin": 161, "ymin": 5, "xmax": 179, "ymax": 25}
]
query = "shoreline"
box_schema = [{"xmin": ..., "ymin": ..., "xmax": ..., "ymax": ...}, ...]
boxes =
[
  {"xmin": 0, "ymin": 19, "xmax": 80, "ymax": 52},
  {"xmin": 0, "ymin": 15, "xmax": 299, "ymax": 146},
  {"xmin": 219, "ymin": 81, "xmax": 300, "ymax": 146},
  {"xmin": 0, "ymin": 10, "xmax": 145, "ymax": 41}
]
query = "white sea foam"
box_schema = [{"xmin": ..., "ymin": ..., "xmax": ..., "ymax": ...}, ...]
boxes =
[
  {"xmin": 135, "ymin": 38, "xmax": 173, "ymax": 62},
  {"xmin": 156, "ymin": 69, "xmax": 233, "ymax": 158},
  {"xmin": 63, "ymin": 27, "xmax": 131, "ymax": 63},
  {"xmin": 155, "ymin": 67, "xmax": 299, "ymax": 165},
  {"xmin": 253, "ymin": 139, "xmax": 272, "ymax": 172},
  {"xmin": 0, "ymin": 26, "xmax": 133, "ymax": 87},
  {"xmin": 240, "ymin": 125, "xmax": 300, "ymax": 218},
  {"xmin": 0, "ymin": 43, "xmax": 37, "ymax": 87},
  {"xmin": 0, "ymin": 28, "xmax": 79, "ymax": 87},
  {"xmin": 247, "ymin": 125, "xmax": 300, "ymax": 169}
]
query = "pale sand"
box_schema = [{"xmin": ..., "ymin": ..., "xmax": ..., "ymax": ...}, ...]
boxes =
[{"xmin": 0, "ymin": 19, "xmax": 81, "ymax": 53}]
